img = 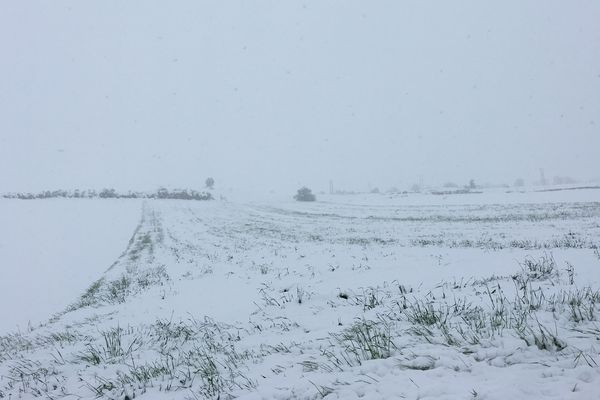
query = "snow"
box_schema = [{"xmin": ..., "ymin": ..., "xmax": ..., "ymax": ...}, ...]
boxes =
[
  {"xmin": 1, "ymin": 190, "xmax": 599, "ymax": 399},
  {"xmin": 0, "ymin": 199, "xmax": 142, "ymax": 334}
]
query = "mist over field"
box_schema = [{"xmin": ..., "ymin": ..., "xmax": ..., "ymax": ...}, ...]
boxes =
[
  {"xmin": 1, "ymin": 2, "xmax": 600, "ymax": 400},
  {"xmin": 1, "ymin": 1, "xmax": 599, "ymax": 196}
]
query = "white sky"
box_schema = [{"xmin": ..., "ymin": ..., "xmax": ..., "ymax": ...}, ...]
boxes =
[{"xmin": 1, "ymin": 1, "xmax": 599, "ymax": 195}]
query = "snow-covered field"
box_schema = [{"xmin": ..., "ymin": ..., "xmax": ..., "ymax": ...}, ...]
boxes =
[
  {"xmin": 0, "ymin": 199, "xmax": 142, "ymax": 334},
  {"xmin": 1, "ymin": 191, "xmax": 600, "ymax": 399}
]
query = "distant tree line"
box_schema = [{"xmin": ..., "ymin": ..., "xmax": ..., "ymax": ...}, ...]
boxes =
[{"xmin": 2, "ymin": 188, "xmax": 213, "ymax": 201}]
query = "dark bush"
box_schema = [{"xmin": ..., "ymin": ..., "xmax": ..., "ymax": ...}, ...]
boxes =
[{"xmin": 294, "ymin": 187, "xmax": 316, "ymax": 202}]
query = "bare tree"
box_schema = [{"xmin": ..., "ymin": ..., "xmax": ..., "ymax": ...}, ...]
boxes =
[{"xmin": 205, "ymin": 177, "xmax": 215, "ymax": 189}]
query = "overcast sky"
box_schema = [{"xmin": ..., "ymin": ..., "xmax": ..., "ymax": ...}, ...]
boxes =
[{"xmin": 1, "ymin": 1, "xmax": 599, "ymax": 195}]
